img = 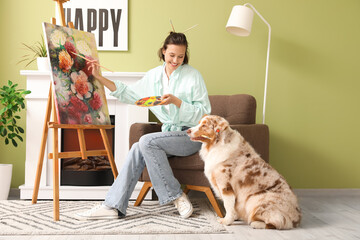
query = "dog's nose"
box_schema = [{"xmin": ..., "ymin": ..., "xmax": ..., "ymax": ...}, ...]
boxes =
[{"xmin": 186, "ymin": 129, "xmax": 191, "ymax": 134}]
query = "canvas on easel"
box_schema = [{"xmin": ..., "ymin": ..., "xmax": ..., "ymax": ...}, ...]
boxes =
[
  {"xmin": 43, "ymin": 22, "xmax": 110, "ymax": 125},
  {"xmin": 32, "ymin": 11, "xmax": 118, "ymax": 221}
]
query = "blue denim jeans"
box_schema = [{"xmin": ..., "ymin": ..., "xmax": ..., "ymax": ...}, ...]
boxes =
[{"xmin": 103, "ymin": 129, "xmax": 202, "ymax": 215}]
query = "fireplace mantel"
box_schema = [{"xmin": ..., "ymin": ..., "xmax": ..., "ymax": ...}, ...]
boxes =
[{"xmin": 19, "ymin": 70, "xmax": 151, "ymax": 200}]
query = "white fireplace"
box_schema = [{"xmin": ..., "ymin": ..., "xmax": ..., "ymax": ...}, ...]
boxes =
[{"xmin": 19, "ymin": 70, "xmax": 152, "ymax": 200}]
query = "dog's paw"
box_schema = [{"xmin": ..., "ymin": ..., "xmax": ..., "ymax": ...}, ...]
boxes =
[
  {"xmin": 217, "ymin": 217, "xmax": 233, "ymax": 226},
  {"xmin": 250, "ymin": 221, "xmax": 266, "ymax": 229}
]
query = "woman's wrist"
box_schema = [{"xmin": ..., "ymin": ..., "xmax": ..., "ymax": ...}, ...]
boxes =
[
  {"xmin": 175, "ymin": 98, "xmax": 182, "ymax": 108},
  {"xmin": 95, "ymin": 75, "xmax": 116, "ymax": 92}
]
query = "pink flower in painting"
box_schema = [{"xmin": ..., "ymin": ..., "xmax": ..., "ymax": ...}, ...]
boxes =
[
  {"xmin": 82, "ymin": 55, "xmax": 94, "ymax": 77},
  {"xmin": 70, "ymin": 96, "xmax": 88, "ymax": 113},
  {"xmin": 70, "ymin": 71, "xmax": 93, "ymax": 100},
  {"xmin": 64, "ymin": 40, "xmax": 77, "ymax": 59},
  {"xmin": 58, "ymin": 50, "xmax": 74, "ymax": 73},
  {"xmin": 89, "ymin": 92, "xmax": 103, "ymax": 110},
  {"xmin": 67, "ymin": 105, "xmax": 81, "ymax": 122},
  {"xmin": 84, "ymin": 114, "xmax": 93, "ymax": 124}
]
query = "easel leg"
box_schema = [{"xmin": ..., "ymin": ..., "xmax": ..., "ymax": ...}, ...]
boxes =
[
  {"xmin": 100, "ymin": 129, "xmax": 118, "ymax": 178},
  {"xmin": 56, "ymin": 0, "xmax": 66, "ymax": 27},
  {"xmin": 32, "ymin": 84, "xmax": 53, "ymax": 204},
  {"xmin": 77, "ymin": 129, "xmax": 87, "ymax": 160},
  {"xmin": 49, "ymin": 83, "xmax": 60, "ymax": 221},
  {"xmin": 53, "ymin": 126, "xmax": 60, "ymax": 221}
]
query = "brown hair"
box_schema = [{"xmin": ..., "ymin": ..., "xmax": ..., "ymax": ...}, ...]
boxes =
[{"xmin": 158, "ymin": 32, "xmax": 189, "ymax": 64}]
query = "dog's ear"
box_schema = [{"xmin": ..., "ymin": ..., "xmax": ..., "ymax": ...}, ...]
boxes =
[
  {"xmin": 198, "ymin": 114, "xmax": 209, "ymax": 124},
  {"xmin": 214, "ymin": 116, "xmax": 229, "ymax": 133}
]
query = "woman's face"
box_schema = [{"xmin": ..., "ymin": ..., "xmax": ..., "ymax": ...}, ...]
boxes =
[{"xmin": 162, "ymin": 44, "xmax": 186, "ymax": 73}]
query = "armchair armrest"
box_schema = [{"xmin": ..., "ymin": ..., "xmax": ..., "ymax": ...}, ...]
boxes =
[
  {"xmin": 230, "ymin": 124, "xmax": 270, "ymax": 162},
  {"xmin": 129, "ymin": 123, "xmax": 162, "ymax": 148}
]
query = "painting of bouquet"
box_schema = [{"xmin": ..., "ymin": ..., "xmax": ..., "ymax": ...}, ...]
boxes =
[{"xmin": 42, "ymin": 22, "xmax": 110, "ymax": 125}]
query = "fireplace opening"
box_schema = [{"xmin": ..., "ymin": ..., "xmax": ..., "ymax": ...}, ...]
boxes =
[{"xmin": 60, "ymin": 115, "xmax": 115, "ymax": 186}]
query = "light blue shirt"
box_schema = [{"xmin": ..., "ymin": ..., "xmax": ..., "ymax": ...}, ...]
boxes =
[{"xmin": 110, "ymin": 63, "xmax": 211, "ymax": 132}]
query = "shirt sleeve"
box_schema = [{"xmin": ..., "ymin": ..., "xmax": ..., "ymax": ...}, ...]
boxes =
[
  {"xmin": 177, "ymin": 71, "xmax": 211, "ymax": 124},
  {"xmin": 109, "ymin": 73, "xmax": 149, "ymax": 105}
]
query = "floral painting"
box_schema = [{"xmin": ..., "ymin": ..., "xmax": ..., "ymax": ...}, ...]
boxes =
[{"xmin": 42, "ymin": 22, "xmax": 110, "ymax": 125}]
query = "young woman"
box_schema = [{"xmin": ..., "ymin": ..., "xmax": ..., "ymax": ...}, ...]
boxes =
[{"xmin": 76, "ymin": 32, "xmax": 211, "ymax": 220}]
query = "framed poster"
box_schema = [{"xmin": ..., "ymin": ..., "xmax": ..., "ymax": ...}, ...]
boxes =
[
  {"xmin": 56, "ymin": 0, "xmax": 128, "ymax": 51},
  {"xmin": 43, "ymin": 22, "xmax": 111, "ymax": 125}
]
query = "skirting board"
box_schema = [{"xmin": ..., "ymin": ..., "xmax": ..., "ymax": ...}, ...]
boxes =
[
  {"xmin": 293, "ymin": 188, "xmax": 360, "ymax": 196},
  {"xmin": 10, "ymin": 188, "xmax": 360, "ymax": 200},
  {"xmin": 17, "ymin": 182, "xmax": 152, "ymax": 200}
]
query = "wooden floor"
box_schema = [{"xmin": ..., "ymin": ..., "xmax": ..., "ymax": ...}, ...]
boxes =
[{"xmin": 1, "ymin": 189, "xmax": 360, "ymax": 240}]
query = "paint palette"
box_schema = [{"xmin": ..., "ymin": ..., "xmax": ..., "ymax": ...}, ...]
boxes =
[{"xmin": 135, "ymin": 96, "xmax": 165, "ymax": 107}]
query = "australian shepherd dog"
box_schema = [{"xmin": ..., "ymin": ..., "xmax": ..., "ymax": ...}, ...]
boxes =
[{"xmin": 187, "ymin": 115, "xmax": 301, "ymax": 229}]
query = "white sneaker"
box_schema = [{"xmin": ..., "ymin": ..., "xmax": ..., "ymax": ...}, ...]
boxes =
[
  {"xmin": 174, "ymin": 193, "xmax": 193, "ymax": 219},
  {"xmin": 75, "ymin": 204, "xmax": 119, "ymax": 220}
]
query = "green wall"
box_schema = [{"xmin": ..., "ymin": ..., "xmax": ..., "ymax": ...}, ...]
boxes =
[{"xmin": 1, "ymin": 0, "xmax": 359, "ymax": 188}]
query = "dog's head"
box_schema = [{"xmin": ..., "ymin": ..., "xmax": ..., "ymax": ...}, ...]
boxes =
[{"xmin": 187, "ymin": 115, "xmax": 229, "ymax": 143}]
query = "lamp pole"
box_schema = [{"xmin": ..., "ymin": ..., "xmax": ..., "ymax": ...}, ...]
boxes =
[{"xmin": 244, "ymin": 3, "xmax": 271, "ymax": 124}]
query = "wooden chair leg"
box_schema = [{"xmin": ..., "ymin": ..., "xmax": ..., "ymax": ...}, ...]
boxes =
[
  {"xmin": 185, "ymin": 184, "xmax": 224, "ymax": 218},
  {"xmin": 203, "ymin": 187, "xmax": 224, "ymax": 218},
  {"xmin": 183, "ymin": 185, "xmax": 190, "ymax": 195},
  {"xmin": 134, "ymin": 182, "xmax": 152, "ymax": 206}
]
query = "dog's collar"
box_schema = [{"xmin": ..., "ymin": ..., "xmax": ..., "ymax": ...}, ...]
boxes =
[{"xmin": 215, "ymin": 128, "xmax": 221, "ymax": 142}]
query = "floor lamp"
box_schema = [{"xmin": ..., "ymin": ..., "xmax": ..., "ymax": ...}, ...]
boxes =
[{"xmin": 226, "ymin": 3, "xmax": 271, "ymax": 124}]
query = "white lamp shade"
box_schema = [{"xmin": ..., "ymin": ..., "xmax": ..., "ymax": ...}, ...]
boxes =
[{"xmin": 226, "ymin": 5, "xmax": 254, "ymax": 36}]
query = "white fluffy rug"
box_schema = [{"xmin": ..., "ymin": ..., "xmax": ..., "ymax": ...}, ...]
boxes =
[{"xmin": 0, "ymin": 199, "xmax": 227, "ymax": 235}]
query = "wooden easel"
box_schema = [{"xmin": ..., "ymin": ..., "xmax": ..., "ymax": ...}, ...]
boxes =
[{"xmin": 32, "ymin": 0, "xmax": 118, "ymax": 221}]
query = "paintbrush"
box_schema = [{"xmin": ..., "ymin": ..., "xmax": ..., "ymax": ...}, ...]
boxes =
[
  {"xmin": 71, "ymin": 51, "xmax": 114, "ymax": 72},
  {"xmin": 182, "ymin": 24, "xmax": 199, "ymax": 33},
  {"xmin": 169, "ymin": 19, "xmax": 175, "ymax": 32}
]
